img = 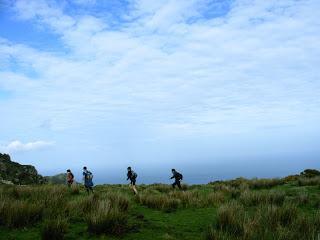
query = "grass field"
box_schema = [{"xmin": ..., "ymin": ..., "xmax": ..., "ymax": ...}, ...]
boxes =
[{"xmin": 0, "ymin": 176, "xmax": 320, "ymax": 240}]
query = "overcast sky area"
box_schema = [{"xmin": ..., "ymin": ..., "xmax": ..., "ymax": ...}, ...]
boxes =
[{"xmin": 0, "ymin": 0, "xmax": 319, "ymax": 184}]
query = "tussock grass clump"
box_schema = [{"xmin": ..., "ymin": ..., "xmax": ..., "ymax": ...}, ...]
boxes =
[
  {"xmin": 149, "ymin": 184, "xmax": 172, "ymax": 193},
  {"xmin": 210, "ymin": 177, "xmax": 285, "ymax": 191},
  {"xmin": 41, "ymin": 218, "xmax": 68, "ymax": 240},
  {"xmin": 0, "ymin": 200, "xmax": 43, "ymax": 228},
  {"xmin": 106, "ymin": 192, "xmax": 129, "ymax": 212},
  {"xmin": 248, "ymin": 178, "xmax": 285, "ymax": 189},
  {"xmin": 168, "ymin": 191, "xmax": 199, "ymax": 207},
  {"xmin": 205, "ymin": 192, "xmax": 226, "ymax": 207},
  {"xmin": 297, "ymin": 177, "xmax": 320, "ymax": 186},
  {"xmin": 70, "ymin": 184, "xmax": 80, "ymax": 195},
  {"xmin": 205, "ymin": 226, "xmax": 229, "ymax": 240},
  {"xmin": 239, "ymin": 190, "xmax": 285, "ymax": 206},
  {"xmin": 216, "ymin": 201, "xmax": 245, "ymax": 236},
  {"xmin": 257, "ymin": 203, "xmax": 298, "ymax": 228},
  {"xmin": 87, "ymin": 200, "xmax": 128, "ymax": 236},
  {"xmin": 137, "ymin": 194, "xmax": 180, "ymax": 212},
  {"xmin": 207, "ymin": 202, "xmax": 319, "ymax": 240},
  {"xmin": 77, "ymin": 193, "xmax": 100, "ymax": 213},
  {"xmin": 293, "ymin": 191, "xmax": 309, "ymax": 206}
]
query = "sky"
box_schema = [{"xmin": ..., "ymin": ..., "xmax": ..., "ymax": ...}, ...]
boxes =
[{"xmin": 0, "ymin": 0, "xmax": 319, "ymax": 184}]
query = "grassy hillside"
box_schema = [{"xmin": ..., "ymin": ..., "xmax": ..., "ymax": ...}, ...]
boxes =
[
  {"xmin": 0, "ymin": 176, "xmax": 319, "ymax": 240},
  {"xmin": 44, "ymin": 173, "xmax": 67, "ymax": 184}
]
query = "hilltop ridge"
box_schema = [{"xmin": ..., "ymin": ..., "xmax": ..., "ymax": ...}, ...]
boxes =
[{"xmin": 0, "ymin": 153, "xmax": 45, "ymax": 185}]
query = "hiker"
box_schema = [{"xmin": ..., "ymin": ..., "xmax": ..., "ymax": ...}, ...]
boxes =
[
  {"xmin": 66, "ymin": 169, "xmax": 74, "ymax": 187},
  {"xmin": 83, "ymin": 166, "xmax": 94, "ymax": 193},
  {"xmin": 127, "ymin": 167, "xmax": 138, "ymax": 195},
  {"xmin": 171, "ymin": 169, "xmax": 183, "ymax": 189}
]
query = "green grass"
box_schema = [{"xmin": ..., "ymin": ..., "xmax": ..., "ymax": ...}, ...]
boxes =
[{"xmin": 0, "ymin": 176, "xmax": 319, "ymax": 240}]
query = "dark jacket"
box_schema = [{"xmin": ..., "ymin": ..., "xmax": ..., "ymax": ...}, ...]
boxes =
[
  {"xmin": 127, "ymin": 170, "xmax": 137, "ymax": 181},
  {"xmin": 171, "ymin": 171, "xmax": 183, "ymax": 181}
]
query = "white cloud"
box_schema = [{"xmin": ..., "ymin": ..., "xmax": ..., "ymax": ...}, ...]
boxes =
[
  {"xmin": 0, "ymin": 0, "xmax": 320, "ymax": 135},
  {"xmin": 1, "ymin": 140, "xmax": 54, "ymax": 153}
]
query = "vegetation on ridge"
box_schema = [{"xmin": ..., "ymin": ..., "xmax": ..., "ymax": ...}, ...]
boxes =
[{"xmin": 0, "ymin": 173, "xmax": 319, "ymax": 240}]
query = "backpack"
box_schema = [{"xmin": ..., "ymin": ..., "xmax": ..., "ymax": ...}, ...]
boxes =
[
  {"xmin": 132, "ymin": 171, "xmax": 138, "ymax": 179},
  {"xmin": 177, "ymin": 173, "xmax": 183, "ymax": 180},
  {"xmin": 70, "ymin": 172, "xmax": 74, "ymax": 179},
  {"xmin": 86, "ymin": 171, "xmax": 93, "ymax": 180}
]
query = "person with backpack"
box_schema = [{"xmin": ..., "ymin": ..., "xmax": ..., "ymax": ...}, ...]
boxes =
[
  {"xmin": 66, "ymin": 169, "xmax": 74, "ymax": 187},
  {"xmin": 171, "ymin": 169, "xmax": 183, "ymax": 189},
  {"xmin": 127, "ymin": 167, "xmax": 138, "ymax": 195},
  {"xmin": 83, "ymin": 166, "xmax": 94, "ymax": 193}
]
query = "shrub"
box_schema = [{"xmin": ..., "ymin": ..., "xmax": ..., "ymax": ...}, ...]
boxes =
[
  {"xmin": 283, "ymin": 175, "xmax": 299, "ymax": 183},
  {"xmin": 41, "ymin": 218, "xmax": 68, "ymax": 240},
  {"xmin": 300, "ymin": 169, "xmax": 320, "ymax": 178}
]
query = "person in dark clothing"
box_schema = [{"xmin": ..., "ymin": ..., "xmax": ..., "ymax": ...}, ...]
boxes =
[
  {"xmin": 66, "ymin": 169, "xmax": 74, "ymax": 187},
  {"xmin": 127, "ymin": 167, "xmax": 138, "ymax": 195},
  {"xmin": 171, "ymin": 169, "xmax": 183, "ymax": 189},
  {"xmin": 83, "ymin": 166, "xmax": 94, "ymax": 194}
]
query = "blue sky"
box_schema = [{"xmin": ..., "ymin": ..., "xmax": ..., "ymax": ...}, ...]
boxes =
[{"xmin": 0, "ymin": 0, "xmax": 320, "ymax": 184}]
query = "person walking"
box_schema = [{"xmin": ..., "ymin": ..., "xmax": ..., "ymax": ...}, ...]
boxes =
[
  {"xmin": 66, "ymin": 169, "xmax": 74, "ymax": 187},
  {"xmin": 83, "ymin": 166, "xmax": 94, "ymax": 194},
  {"xmin": 170, "ymin": 169, "xmax": 183, "ymax": 189},
  {"xmin": 127, "ymin": 167, "xmax": 138, "ymax": 195}
]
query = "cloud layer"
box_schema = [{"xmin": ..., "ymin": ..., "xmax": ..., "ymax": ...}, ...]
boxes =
[
  {"xmin": 1, "ymin": 0, "xmax": 319, "ymax": 134},
  {"xmin": 0, "ymin": 0, "xmax": 319, "ymax": 180},
  {"xmin": 0, "ymin": 140, "xmax": 54, "ymax": 153}
]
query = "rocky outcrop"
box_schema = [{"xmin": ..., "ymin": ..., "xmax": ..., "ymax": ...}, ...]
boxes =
[{"xmin": 0, "ymin": 153, "xmax": 45, "ymax": 185}]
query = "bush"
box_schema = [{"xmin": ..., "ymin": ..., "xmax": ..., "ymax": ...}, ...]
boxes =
[
  {"xmin": 41, "ymin": 218, "xmax": 68, "ymax": 240},
  {"xmin": 300, "ymin": 169, "xmax": 320, "ymax": 178}
]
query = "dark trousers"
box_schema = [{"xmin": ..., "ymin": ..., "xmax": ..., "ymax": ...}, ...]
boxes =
[
  {"xmin": 85, "ymin": 185, "xmax": 94, "ymax": 193},
  {"xmin": 172, "ymin": 180, "xmax": 181, "ymax": 189}
]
